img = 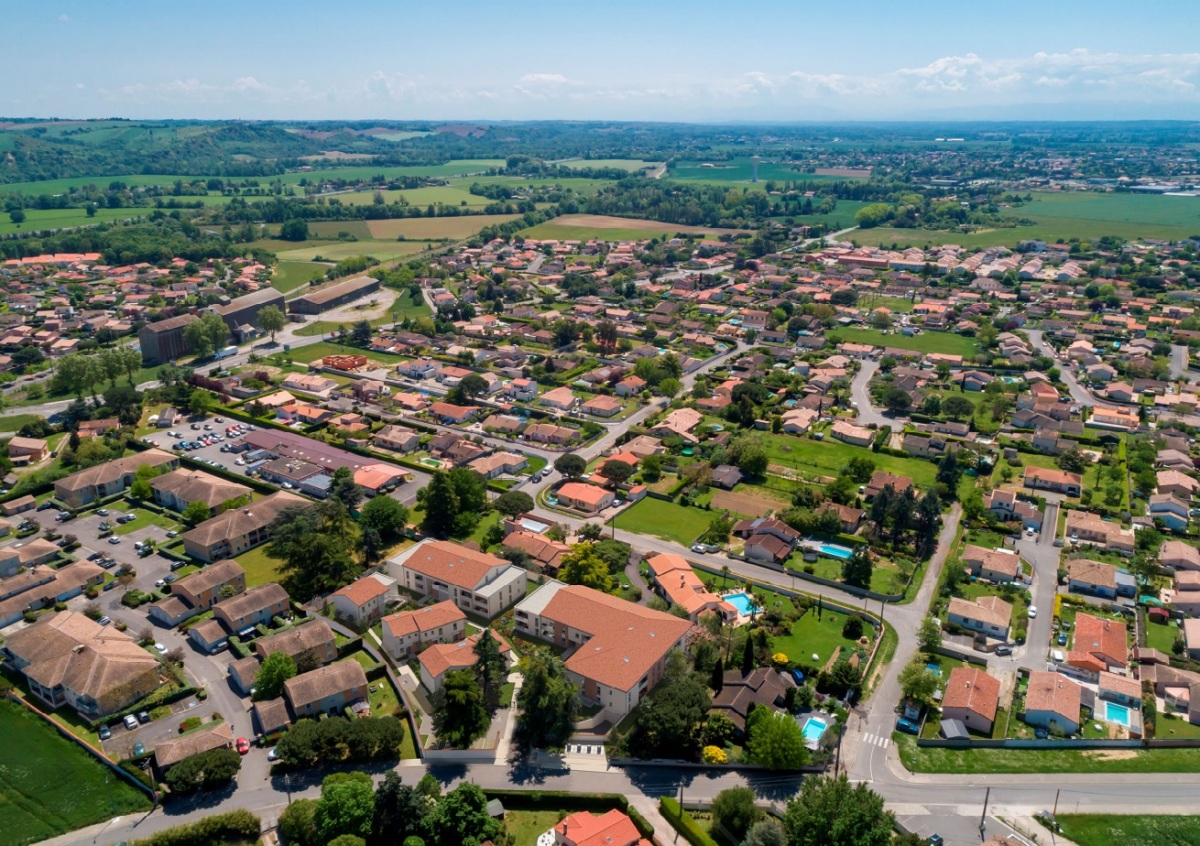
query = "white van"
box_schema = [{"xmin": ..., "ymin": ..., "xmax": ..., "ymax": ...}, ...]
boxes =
[{"xmin": 1050, "ymin": 649, "xmax": 1065, "ymax": 664}]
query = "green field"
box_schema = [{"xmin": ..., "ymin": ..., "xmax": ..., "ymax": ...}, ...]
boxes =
[
  {"xmin": 236, "ymin": 545, "xmax": 286, "ymax": 588},
  {"xmin": 770, "ymin": 200, "xmax": 870, "ymax": 232},
  {"xmin": 286, "ymin": 340, "xmax": 410, "ymax": 365},
  {"xmin": 1057, "ymin": 814, "xmax": 1200, "ymax": 846},
  {"xmin": 827, "ymin": 327, "xmax": 979, "ymax": 357},
  {"xmin": 669, "ymin": 159, "xmax": 864, "ymax": 183},
  {"xmin": 0, "ymin": 699, "xmax": 151, "ymax": 844},
  {"xmin": 304, "ymin": 221, "xmax": 374, "ymax": 240},
  {"xmin": 560, "ymin": 159, "xmax": 660, "ymax": 172},
  {"xmin": 0, "ymin": 207, "xmax": 142, "ymax": 235},
  {"xmin": 760, "ymin": 431, "xmax": 937, "ymax": 486},
  {"xmin": 290, "ymin": 160, "xmax": 505, "ymax": 186},
  {"xmin": 271, "ymin": 260, "xmax": 330, "ymax": 294},
  {"xmin": 0, "ymin": 414, "xmax": 43, "ymax": 432},
  {"xmin": 614, "ymin": 497, "xmax": 711, "ymax": 547},
  {"xmin": 321, "ymin": 185, "xmax": 492, "ymax": 208},
  {"xmin": 274, "ymin": 239, "xmax": 435, "ymax": 262},
  {"xmin": 770, "ymin": 604, "xmax": 863, "ymax": 667},
  {"xmin": 894, "ymin": 732, "xmax": 1200, "ymax": 774}
]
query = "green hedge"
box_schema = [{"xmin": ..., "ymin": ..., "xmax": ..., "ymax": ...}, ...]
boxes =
[
  {"xmin": 659, "ymin": 797, "xmax": 720, "ymax": 846},
  {"xmin": 132, "ymin": 809, "xmax": 260, "ymax": 846}
]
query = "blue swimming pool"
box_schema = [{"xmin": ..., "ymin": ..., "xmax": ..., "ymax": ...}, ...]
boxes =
[
  {"xmin": 926, "ymin": 663, "xmax": 942, "ymax": 677},
  {"xmin": 802, "ymin": 717, "xmax": 828, "ymax": 743},
  {"xmin": 1104, "ymin": 701, "xmax": 1132, "ymax": 727},
  {"xmin": 725, "ymin": 592, "xmax": 761, "ymax": 616},
  {"xmin": 819, "ymin": 543, "xmax": 855, "ymax": 560}
]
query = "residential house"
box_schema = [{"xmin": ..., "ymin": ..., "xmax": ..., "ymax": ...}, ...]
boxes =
[
  {"xmin": 387, "ymin": 540, "xmax": 527, "ymax": 619},
  {"xmin": 865, "ymin": 470, "xmax": 913, "ymax": 500},
  {"xmin": 1023, "ymin": 466, "xmax": 1082, "ymax": 497},
  {"xmin": 540, "ymin": 386, "xmax": 578, "ymax": 411},
  {"xmin": 513, "ymin": 581, "xmax": 692, "ymax": 718},
  {"xmin": 1161, "ymin": 540, "xmax": 1200, "ymax": 571},
  {"xmin": 830, "ymin": 421, "xmax": 873, "ymax": 447},
  {"xmin": 524, "ymin": 422, "xmax": 579, "ymax": 445},
  {"xmin": 150, "ymin": 469, "xmax": 252, "ymax": 517},
  {"xmin": 582, "ymin": 395, "xmax": 624, "ymax": 418},
  {"xmin": 253, "ymin": 619, "xmax": 337, "ymax": 668},
  {"xmin": 941, "ymin": 666, "xmax": 1001, "ymax": 735},
  {"xmin": 946, "ymin": 595, "xmax": 1012, "ymax": 641},
  {"xmin": 53, "ymin": 449, "xmax": 179, "ymax": 508},
  {"xmin": 556, "ymin": 482, "xmax": 615, "ymax": 514},
  {"xmin": 499, "ymin": 528, "xmax": 571, "ymax": 573},
  {"xmin": 552, "ymin": 810, "xmax": 650, "ymax": 846},
  {"xmin": 373, "ymin": 425, "xmax": 421, "ymax": 453},
  {"xmin": 709, "ymin": 667, "xmax": 796, "ymax": 735},
  {"xmin": 710, "ymin": 465, "xmax": 743, "ymax": 490},
  {"xmin": 427, "ymin": 402, "xmax": 481, "ymax": 425},
  {"xmin": 153, "ymin": 724, "xmax": 234, "ymax": 774},
  {"xmin": 379, "ymin": 600, "xmax": 467, "ymax": 662},
  {"xmin": 1157, "ymin": 470, "xmax": 1200, "ymax": 500},
  {"xmin": 1067, "ymin": 559, "xmax": 1120, "ymax": 600},
  {"xmin": 982, "ymin": 489, "xmax": 1043, "ymax": 530},
  {"xmin": 1024, "ymin": 671, "xmax": 1082, "ymax": 734},
  {"xmin": 182, "ymin": 491, "xmax": 308, "ymax": 562},
  {"xmin": 818, "ymin": 502, "xmax": 865, "ymax": 534},
  {"xmin": 328, "ymin": 573, "xmax": 394, "ymax": 627},
  {"xmin": 1, "ymin": 611, "xmax": 162, "ymax": 718},
  {"xmin": 282, "ymin": 661, "xmax": 368, "ymax": 718},
  {"xmin": 6, "ymin": 437, "xmax": 48, "ymax": 466},
  {"xmin": 418, "ymin": 630, "xmax": 513, "ymax": 693},
  {"xmin": 213, "ymin": 583, "xmax": 290, "ymax": 635},
  {"xmin": 148, "ymin": 559, "xmax": 246, "ymax": 626},
  {"xmin": 961, "ymin": 545, "xmax": 1023, "ymax": 584},
  {"xmin": 1068, "ymin": 613, "xmax": 1128, "ymax": 674},
  {"xmin": 1065, "ymin": 510, "xmax": 1135, "ymax": 554},
  {"xmin": 1149, "ymin": 494, "xmax": 1191, "ymax": 532},
  {"xmin": 649, "ymin": 407, "xmax": 704, "ymax": 443},
  {"xmin": 645, "ymin": 553, "xmax": 737, "ymax": 621},
  {"xmin": 468, "ymin": 451, "xmax": 528, "ymax": 479}
]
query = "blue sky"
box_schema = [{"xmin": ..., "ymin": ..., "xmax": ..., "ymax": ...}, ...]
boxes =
[{"xmin": 7, "ymin": 0, "xmax": 1200, "ymax": 121}]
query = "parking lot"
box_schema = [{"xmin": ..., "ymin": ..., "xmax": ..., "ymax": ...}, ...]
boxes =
[{"xmin": 140, "ymin": 414, "xmax": 431, "ymax": 507}]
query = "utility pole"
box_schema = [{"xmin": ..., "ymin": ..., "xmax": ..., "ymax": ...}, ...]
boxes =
[
  {"xmin": 980, "ymin": 786, "xmax": 990, "ymax": 839},
  {"xmin": 1052, "ymin": 788, "xmax": 1060, "ymax": 819}
]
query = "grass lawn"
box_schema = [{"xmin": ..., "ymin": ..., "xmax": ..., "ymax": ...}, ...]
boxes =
[
  {"xmin": 0, "ymin": 413, "xmax": 43, "ymax": 432},
  {"xmin": 894, "ymin": 732, "xmax": 1200, "ymax": 774},
  {"xmin": 113, "ymin": 508, "xmax": 183, "ymax": 536},
  {"xmin": 769, "ymin": 604, "xmax": 866, "ymax": 668},
  {"xmin": 1145, "ymin": 618, "xmax": 1181, "ymax": 653},
  {"xmin": 614, "ymin": 497, "xmax": 712, "ymax": 547},
  {"xmin": 285, "ymin": 340, "xmax": 409, "ymax": 365},
  {"xmin": 500, "ymin": 682, "xmax": 515, "ymax": 708},
  {"xmin": 760, "ymin": 432, "xmax": 937, "ymax": 487},
  {"xmin": 274, "ymin": 239, "xmax": 435, "ymax": 263},
  {"xmin": 0, "ymin": 699, "xmax": 151, "ymax": 845},
  {"xmin": 236, "ymin": 545, "xmax": 286, "ymax": 587},
  {"xmin": 1057, "ymin": 814, "xmax": 1200, "ymax": 846},
  {"xmin": 504, "ymin": 810, "xmax": 561, "ymax": 845},
  {"xmin": 0, "ymin": 206, "xmax": 141, "ymax": 236},
  {"xmin": 271, "ymin": 260, "xmax": 328, "ymax": 294},
  {"xmin": 828, "ymin": 327, "xmax": 979, "ymax": 357}
]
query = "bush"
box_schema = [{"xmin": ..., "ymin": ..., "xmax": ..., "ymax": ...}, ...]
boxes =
[
  {"xmin": 701, "ymin": 745, "xmax": 728, "ymax": 764},
  {"xmin": 842, "ymin": 617, "xmax": 865, "ymax": 640},
  {"xmin": 659, "ymin": 797, "xmax": 720, "ymax": 846},
  {"xmin": 132, "ymin": 810, "xmax": 260, "ymax": 846}
]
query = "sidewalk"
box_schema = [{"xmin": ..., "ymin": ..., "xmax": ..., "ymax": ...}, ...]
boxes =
[{"xmin": 492, "ymin": 670, "xmax": 523, "ymax": 762}]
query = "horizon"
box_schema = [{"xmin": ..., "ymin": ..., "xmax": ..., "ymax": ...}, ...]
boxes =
[{"xmin": 7, "ymin": 0, "xmax": 1200, "ymax": 122}]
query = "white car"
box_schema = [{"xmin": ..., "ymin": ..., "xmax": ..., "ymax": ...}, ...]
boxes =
[
  {"xmin": 1027, "ymin": 605, "xmax": 1038, "ymax": 618},
  {"xmin": 1025, "ymin": 526, "xmax": 1035, "ymax": 536},
  {"xmin": 153, "ymin": 643, "xmax": 168, "ymax": 654}
]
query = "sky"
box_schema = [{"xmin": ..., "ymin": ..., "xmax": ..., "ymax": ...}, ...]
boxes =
[{"xmin": 6, "ymin": 0, "xmax": 1200, "ymax": 122}]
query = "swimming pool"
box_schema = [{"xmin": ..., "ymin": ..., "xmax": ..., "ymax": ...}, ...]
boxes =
[
  {"xmin": 818, "ymin": 543, "xmax": 855, "ymax": 560},
  {"xmin": 724, "ymin": 592, "xmax": 761, "ymax": 616},
  {"xmin": 1104, "ymin": 701, "xmax": 1132, "ymax": 727},
  {"xmin": 802, "ymin": 717, "xmax": 828, "ymax": 743},
  {"xmin": 926, "ymin": 663, "xmax": 942, "ymax": 677}
]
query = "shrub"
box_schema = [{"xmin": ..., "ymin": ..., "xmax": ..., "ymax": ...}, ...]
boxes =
[
  {"xmin": 131, "ymin": 809, "xmax": 260, "ymax": 846},
  {"xmin": 842, "ymin": 616, "xmax": 865, "ymax": 639},
  {"xmin": 701, "ymin": 745, "xmax": 728, "ymax": 764}
]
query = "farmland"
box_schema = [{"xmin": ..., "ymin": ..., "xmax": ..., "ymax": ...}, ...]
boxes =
[
  {"xmin": 827, "ymin": 327, "xmax": 980, "ymax": 357},
  {"xmin": 270, "ymin": 260, "xmax": 329, "ymax": 294},
  {"xmin": 760, "ymin": 431, "xmax": 938, "ymax": 487},
  {"xmin": 668, "ymin": 158, "xmax": 864, "ymax": 183},
  {"xmin": 316, "ymin": 185, "xmax": 491, "ymax": 207},
  {"xmin": 0, "ymin": 207, "xmax": 142, "ymax": 236},
  {"xmin": 365, "ymin": 213, "xmax": 523, "ymax": 240},
  {"xmin": 521, "ymin": 213, "xmax": 748, "ymax": 241},
  {"xmin": 273, "ymin": 240, "xmax": 435, "ymax": 262},
  {"xmin": 0, "ymin": 699, "xmax": 151, "ymax": 845},
  {"xmin": 559, "ymin": 158, "xmax": 661, "ymax": 171}
]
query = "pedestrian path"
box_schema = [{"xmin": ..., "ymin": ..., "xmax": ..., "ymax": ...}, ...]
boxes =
[{"xmin": 861, "ymin": 732, "xmax": 892, "ymax": 749}]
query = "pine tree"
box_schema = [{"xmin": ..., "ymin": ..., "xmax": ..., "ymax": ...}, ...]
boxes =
[
  {"xmin": 421, "ymin": 472, "xmax": 459, "ymax": 538},
  {"xmin": 711, "ymin": 656, "xmax": 725, "ymax": 693}
]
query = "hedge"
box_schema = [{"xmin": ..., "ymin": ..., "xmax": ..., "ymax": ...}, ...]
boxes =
[
  {"xmin": 659, "ymin": 797, "xmax": 720, "ymax": 846},
  {"xmin": 132, "ymin": 809, "xmax": 260, "ymax": 846}
]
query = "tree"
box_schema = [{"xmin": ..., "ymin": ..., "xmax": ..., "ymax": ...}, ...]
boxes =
[
  {"xmin": 458, "ymin": 373, "xmax": 488, "ymax": 400},
  {"xmin": 129, "ymin": 478, "xmax": 153, "ymax": 501},
  {"xmin": 254, "ymin": 652, "xmax": 297, "ymax": 701},
  {"xmin": 842, "ymin": 546, "xmax": 873, "ymax": 588},
  {"xmin": 941, "ymin": 394, "xmax": 974, "ymax": 421},
  {"xmin": 640, "ymin": 454, "xmax": 662, "ymax": 483},
  {"xmin": 743, "ymin": 819, "xmax": 788, "ymax": 846},
  {"xmin": 577, "ymin": 522, "xmax": 604, "ymax": 542},
  {"xmin": 50, "ymin": 353, "xmax": 93, "ymax": 399},
  {"xmin": 421, "ymin": 783, "xmax": 502, "ymax": 846},
  {"xmin": 882, "ymin": 387, "xmax": 912, "ymax": 414},
  {"xmin": 493, "ymin": 490, "xmax": 534, "ymax": 519},
  {"xmin": 935, "ymin": 450, "xmax": 962, "ymax": 498},
  {"xmin": 181, "ymin": 499, "xmax": 211, "ymax": 526},
  {"xmin": 188, "ymin": 388, "xmax": 215, "ymax": 416},
  {"xmin": 315, "ymin": 774, "xmax": 375, "ymax": 844},
  {"xmin": 917, "ymin": 616, "xmax": 943, "ymax": 653},
  {"xmin": 328, "ymin": 837, "xmax": 365, "ymax": 846},
  {"xmin": 898, "ymin": 656, "xmax": 939, "ymax": 703},
  {"xmin": 431, "ymin": 669, "xmax": 488, "ymax": 748},
  {"xmin": 369, "ymin": 772, "xmax": 425, "ymax": 846},
  {"xmin": 782, "ymin": 775, "xmax": 894, "ymax": 846},
  {"xmin": 625, "ymin": 650, "xmax": 710, "ymax": 760},
  {"xmin": 710, "ymin": 787, "xmax": 762, "ymax": 843},
  {"xmin": 257, "ymin": 305, "xmax": 286, "ymax": 342},
  {"xmin": 269, "ymin": 500, "xmax": 361, "ymax": 599},
  {"xmin": 554, "ymin": 454, "xmax": 586, "ymax": 479},
  {"xmin": 102, "ymin": 384, "xmax": 143, "ymax": 425},
  {"xmin": 729, "ymin": 434, "xmax": 769, "ymax": 477},
  {"xmin": 447, "ymin": 467, "xmax": 487, "ymax": 515},
  {"xmin": 558, "ymin": 542, "xmax": 615, "ymax": 592},
  {"xmin": 9, "ymin": 209, "xmax": 26, "ymax": 225},
  {"xmin": 745, "ymin": 708, "xmax": 809, "ymax": 770},
  {"xmin": 351, "ymin": 319, "xmax": 373, "ymax": 347},
  {"xmin": 842, "ymin": 456, "xmax": 876, "ymax": 484},
  {"xmin": 184, "ymin": 312, "xmax": 230, "ymax": 359},
  {"xmin": 515, "ymin": 650, "xmax": 580, "ymax": 751},
  {"xmin": 280, "ymin": 219, "xmax": 309, "ymax": 241},
  {"xmin": 359, "ymin": 495, "xmax": 409, "ymax": 540},
  {"xmin": 420, "ymin": 472, "xmax": 459, "ymax": 538},
  {"xmin": 1057, "ymin": 448, "xmax": 1088, "ymax": 474},
  {"xmin": 914, "ymin": 489, "xmax": 942, "ymax": 560},
  {"xmin": 600, "ymin": 459, "xmax": 634, "ymax": 485},
  {"xmin": 163, "ymin": 747, "xmax": 241, "ymax": 794},
  {"xmin": 358, "ymin": 525, "xmax": 386, "ymax": 567},
  {"xmin": 473, "ymin": 630, "xmax": 506, "ymax": 714},
  {"xmin": 279, "ymin": 799, "xmax": 319, "ymax": 846},
  {"xmin": 329, "ymin": 465, "xmax": 363, "ymax": 510}
]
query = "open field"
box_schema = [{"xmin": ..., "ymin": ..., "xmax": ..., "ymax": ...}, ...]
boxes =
[
  {"xmin": 668, "ymin": 159, "xmax": 865, "ymax": 183},
  {"xmin": 559, "ymin": 158, "xmax": 661, "ymax": 171},
  {"xmin": 366, "ymin": 213, "xmax": 523, "ymax": 240},
  {"xmin": 236, "ymin": 545, "xmax": 286, "ymax": 588},
  {"xmin": 285, "ymin": 340, "xmax": 410, "ymax": 365},
  {"xmin": 270, "ymin": 261, "xmax": 329, "ymax": 294},
  {"xmin": 0, "ymin": 699, "xmax": 151, "ymax": 845},
  {"xmin": 894, "ymin": 732, "xmax": 1200, "ymax": 774},
  {"xmin": 827, "ymin": 327, "xmax": 980, "ymax": 357},
  {"xmin": 305, "ymin": 221, "xmax": 374, "ymax": 240},
  {"xmin": 319, "ymin": 185, "xmax": 493, "ymax": 208},
  {"xmin": 522, "ymin": 214, "xmax": 747, "ymax": 241},
  {"xmin": 294, "ymin": 289, "xmax": 431, "ymax": 337},
  {"xmin": 1057, "ymin": 815, "xmax": 1200, "ymax": 846},
  {"xmin": 761, "ymin": 431, "xmax": 938, "ymax": 487},
  {"xmin": 769, "ymin": 200, "xmax": 870, "ymax": 232},
  {"xmin": 710, "ymin": 489, "xmax": 777, "ymax": 518},
  {"xmin": 287, "ymin": 160, "xmax": 505, "ymax": 185},
  {"xmin": 615, "ymin": 497, "xmax": 711, "ymax": 547},
  {"xmin": 274, "ymin": 239, "xmax": 435, "ymax": 262},
  {"xmin": 0, "ymin": 207, "xmax": 141, "ymax": 235}
]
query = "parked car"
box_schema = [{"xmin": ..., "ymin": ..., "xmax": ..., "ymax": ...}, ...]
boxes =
[
  {"xmin": 98, "ymin": 616, "xmax": 111, "ymax": 626},
  {"xmin": 267, "ymin": 747, "xmax": 279, "ymax": 762},
  {"xmin": 102, "ymin": 580, "xmax": 118, "ymax": 591},
  {"xmin": 123, "ymin": 714, "xmax": 139, "ymax": 731},
  {"xmin": 896, "ymin": 717, "xmax": 920, "ymax": 735},
  {"xmin": 98, "ymin": 725, "xmax": 112, "ymax": 741},
  {"xmin": 1027, "ymin": 605, "xmax": 1038, "ymax": 618},
  {"xmin": 133, "ymin": 742, "xmax": 145, "ymax": 756},
  {"xmin": 87, "ymin": 552, "xmax": 103, "ymax": 561},
  {"xmin": 137, "ymin": 711, "xmax": 151, "ymax": 724},
  {"xmin": 236, "ymin": 737, "xmax": 250, "ymax": 755},
  {"xmin": 1057, "ymin": 633, "xmax": 1068, "ymax": 646},
  {"xmin": 108, "ymin": 536, "xmax": 121, "ymax": 544},
  {"xmin": 97, "ymin": 509, "xmax": 110, "ymax": 516},
  {"xmin": 994, "ymin": 643, "xmax": 1012, "ymax": 656}
]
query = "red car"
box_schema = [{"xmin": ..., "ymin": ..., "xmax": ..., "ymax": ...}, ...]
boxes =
[{"xmin": 236, "ymin": 737, "xmax": 250, "ymax": 755}]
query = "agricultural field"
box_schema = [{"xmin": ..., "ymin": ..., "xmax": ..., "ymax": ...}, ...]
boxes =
[
  {"xmin": 304, "ymin": 221, "xmax": 374, "ymax": 239},
  {"xmin": 270, "ymin": 260, "xmax": 330, "ymax": 294},
  {"xmin": 274, "ymin": 240, "xmax": 435, "ymax": 262},
  {"xmin": 319, "ymin": 185, "xmax": 492, "ymax": 207},
  {"xmin": 0, "ymin": 699, "xmax": 151, "ymax": 845},
  {"xmin": 559, "ymin": 158, "xmax": 661, "ymax": 171},
  {"xmin": 0, "ymin": 207, "xmax": 141, "ymax": 235},
  {"xmin": 668, "ymin": 158, "xmax": 864, "ymax": 183},
  {"xmin": 521, "ymin": 213, "xmax": 747, "ymax": 241},
  {"xmin": 769, "ymin": 200, "xmax": 871, "ymax": 232},
  {"xmin": 827, "ymin": 327, "xmax": 980, "ymax": 357},
  {"xmin": 365, "ymin": 213, "xmax": 523, "ymax": 240},
  {"xmin": 288, "ymin": 160, "xmax": 505, "ymax": 186}
]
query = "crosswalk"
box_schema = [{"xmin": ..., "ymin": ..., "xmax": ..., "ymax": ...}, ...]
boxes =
[{"xmin": 861, "ymin": 732, "xmax": 891, "ymax": 749}]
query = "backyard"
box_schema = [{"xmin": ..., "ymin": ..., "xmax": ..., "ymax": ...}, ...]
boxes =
[
  {"xmin": 613, "ymin": 497, "xmax": 712, "ymax": 547},
  {"xmin": 827, "ymin": 327, "xmax": 980, "ymax": 357},
  {"xmin": 765, "ymin": 599, "xmax": 871, "ymax": 669},
  {"xmin": 0, "ymin": 699, "xmax": 151, "ymax": 845},
  {"xmin": 236, "ymin": 545, "xmax": 286, "ymax": 587},
  {"xmin": 760, "ymin": 432, "xmax": 937, "ymax": 487}
]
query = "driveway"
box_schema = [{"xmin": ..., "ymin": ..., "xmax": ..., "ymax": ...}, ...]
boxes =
[{"xmin": 851, "ymin": 359, "xmax": 896, "ymax": 427}]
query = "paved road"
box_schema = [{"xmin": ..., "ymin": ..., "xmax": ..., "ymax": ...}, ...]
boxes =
[
  {"xmin": 1170, "ymin": 343, "xmax": 1199, "ymax": 381},
  {"xmin": 850, "ymin": 358, "xmax": 894, "ymax": 427},
  {"xmin": 1025, "ymin": 329, "xmax": 1099, "ymax": 409}
]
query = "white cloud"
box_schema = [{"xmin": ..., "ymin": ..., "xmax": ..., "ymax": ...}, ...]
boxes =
[
  {"xmin": 519, "ymin": 73, "xmax": 569, "ymax": 84},
  {"xmin": 57, "ymin": 13, "xmax": 69, "ymax": 22}
]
